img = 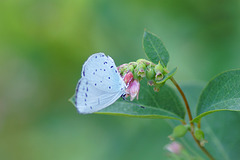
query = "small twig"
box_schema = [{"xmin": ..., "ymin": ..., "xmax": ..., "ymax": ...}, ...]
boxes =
[
  {"xmin": 170, "ymin": 77, "xmax": 194, "ymax": 127},
  {"xmin": 170, "ymin": 77, "xmax": 214, "ymax": 160}
]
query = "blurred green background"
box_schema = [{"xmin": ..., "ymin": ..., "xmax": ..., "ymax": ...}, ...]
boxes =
[{"xmin": 0, "ymin": 0, "xmax": 240, "ymax": 160}]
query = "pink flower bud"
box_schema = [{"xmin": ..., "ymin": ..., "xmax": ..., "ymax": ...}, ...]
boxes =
[
  {"xmin": 123, "ymin": 72, "xmax": 133, "ymax": 85},
  {"xmin": 165, "ymin": 141, "xmax": 183, "ymax": 154},
  {"xmin": 126, "ymin": 80, "xmax": 140, "ymax": 101}
]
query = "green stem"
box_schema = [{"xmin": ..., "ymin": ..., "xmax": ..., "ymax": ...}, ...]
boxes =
[{"xmin": 170, "ymin": 77, "xmax": 214, "ymax": 160}]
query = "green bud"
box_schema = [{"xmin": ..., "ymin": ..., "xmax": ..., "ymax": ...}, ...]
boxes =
[
  {"xmin": 133, "ymin": 69, "xmax": 142, "ymax": 81},
  {"xmin": 153, "ymin": 83, "xmax": 164, "ymax": 92},
  {"xmin": 136, "ymin": 59, "xmax": 145, "ymax": 63},
  {"xmin": 118, "ymin": 64, "xmax": 128, "ymax": 74},
  {"xmin": 146, "ymin": 66, "xmax": 155, "ymax": 80},
  {"xmin": 154, "ymin": 62, "xmax": 164, "ymax": 81},
  {"xmin": 169, "ymin": 125, "xmax": 190, "ymax": 140},
  {"xmin": 147, "ymin": 80, "xmax": 154, "ymax": 86},
  {"xmin": 129, "ymin": 62, "xmax": 137, "ymax": 68},
  {"xmin": 194, "ymin": 128, "xmax": 204, "ymax": 141},
  {"xmin": 155, "ymin": 62, "xmax": 164, "ymax": 73},
  {"xmin": 128, "ymin": 65, "xmax": 134, "ymax": 73},
  {"xmin": 137, "ymin": 63, "xmax": 146, "ymax": 78},
  {"xmin": 153, "ymin": 85, "xmax": 160, "ymax": 92},
  {"xmin": 155, "ymin": 73, "xmax": 164, "ymax": 82},
  {"xmin": 133, "ymin": 69, "xmax": 138, "ymax": 79}
]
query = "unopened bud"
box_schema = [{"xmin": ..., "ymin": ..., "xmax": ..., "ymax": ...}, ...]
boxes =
[
  {"xmin": 125, "ymin": 80, "xmax": 140, "ymax": 101},
  {"xmin": 155, "ymin": 62, "xmax": 164, "ymax": 81},
  {"xmin": 147, "ymin": 80, "xmax": 154, "ymax": 86},
  {"xmin": 194, "ymin": 128, "xmax": 204, "ymax": 141},
  {"xmin": 153, "ymin": 86, "xmax": 160, "ymax": 92},
  {"xmin": 155, "ymin": 62, "xmax": 164, "ymax": 73},
  {"xmin": 137, "ymin": 63, "xmax": 146, "ymax": 77},
  {"xmin": 165, "ymin": 141, "xmax": 183, "ymax": 154},
  {"xmin": 123, "ymin": 72, "xmax": 133, "ymax": 85},
  {"xmin": 118, "ymin": 64, "xmax": 128, "ymax": 74},
  {"xmin": 153, "ymin": 83, "xmax": 164, "ymax": 92},
  {"xmin": 146, "ymin": 66, "xmax": 155, "ymax": 80},
  {"xmin": 128, "ymin": 65, "xmax": 134, "ymax": 73},
  {"xmin": 133, "ymin": 68, "xmax": 142, "ymax": 81},
  {"xmin": 155, "ymin": 72, "xmax": 164, "ymax": 82},
  {"xmin": 169, "ymin": 125, "xmax": 190, "ymax": 140}
]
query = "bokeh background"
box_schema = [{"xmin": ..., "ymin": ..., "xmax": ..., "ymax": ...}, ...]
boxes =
[{"xmin": 0, "ymin": 0, "xmax": 240, "ymax": 159}]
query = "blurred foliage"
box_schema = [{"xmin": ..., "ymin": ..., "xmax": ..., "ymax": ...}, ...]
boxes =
[{"xmin": 0, "ymin": 0, "xmax": 240, "ymax": 160}]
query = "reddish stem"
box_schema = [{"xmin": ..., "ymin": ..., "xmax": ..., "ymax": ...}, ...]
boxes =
[{"xmin": 170, "ymin": 77, "xmax": 214, "ymax": 160}]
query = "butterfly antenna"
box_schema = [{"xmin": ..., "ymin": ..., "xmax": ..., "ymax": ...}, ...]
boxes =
[{"xmin": 120, "ymin": 94, "xmax": 145, "ymax": 109}]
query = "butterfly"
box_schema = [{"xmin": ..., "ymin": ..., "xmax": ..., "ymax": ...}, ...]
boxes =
[{"xmin": 75, "ymin": 53, "xmax": 126, "ymax": 114}]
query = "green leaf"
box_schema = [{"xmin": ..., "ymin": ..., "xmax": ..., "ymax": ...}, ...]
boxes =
[
  {"xmin": 174, "ymin": 83, "xmax": 240, "ymax": 160},
  {"xmin": 201, "ymin": 111, "xmax": 240, "ymax": 160},
  {"xmin": 97, "ymin": 79, "xmax": 186, "ymax": 120},
  {"xmin": 70, "ymin": 79, "xmax": 186, "ymax": 120},
  {"xmin": 192, "ymin": 69, "xmax": 240, "ymax": 122},
  {"xmin": 157, "ymin": 67, "xmax": 177, "ymax": 84},
  {"xmin": 143, "ymin": 29, "xmax": 169, "ymax": 67}
]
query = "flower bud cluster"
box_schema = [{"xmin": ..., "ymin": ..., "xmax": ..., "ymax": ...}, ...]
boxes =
[{"xmin": 118, "ymin": 59, "xmax": 167, "ymax": 92}]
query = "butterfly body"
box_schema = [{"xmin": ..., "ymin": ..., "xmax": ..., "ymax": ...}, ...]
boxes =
[{"xmin": 75, "ymin": 53, "xmax": 126, "ymax": 114}]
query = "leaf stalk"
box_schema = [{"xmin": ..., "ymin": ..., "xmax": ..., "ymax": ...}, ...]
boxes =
[{"xmin": 170, "ymin": 77, "xmax": 214, "ymax": 160}]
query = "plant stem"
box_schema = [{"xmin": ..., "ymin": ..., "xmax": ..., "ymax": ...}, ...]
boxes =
[
  {"xmin": 170, "ymin": 77, "xmax": 214, "ymax": 160},
  {"xmin": 170, "ymin": 77, "xmax": 193, "ymax": 126}
]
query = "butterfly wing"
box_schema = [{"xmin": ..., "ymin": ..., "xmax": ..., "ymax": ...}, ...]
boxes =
[
  {"xmin": 75, "ymin": 53, "xmax": 126, "ymax": 113},
  {"xmin": 75, "ymin": 78, "xmax": 124, "ymax": 114},
  {"xmin": 81, "ymin": 53, "xmax": 125, "ymax": 92}
]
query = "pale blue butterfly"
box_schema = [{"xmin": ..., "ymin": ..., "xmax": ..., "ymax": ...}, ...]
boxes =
[{"xmin": 75, "ymin": 53, "xmax": 126, "ymax": 114}]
